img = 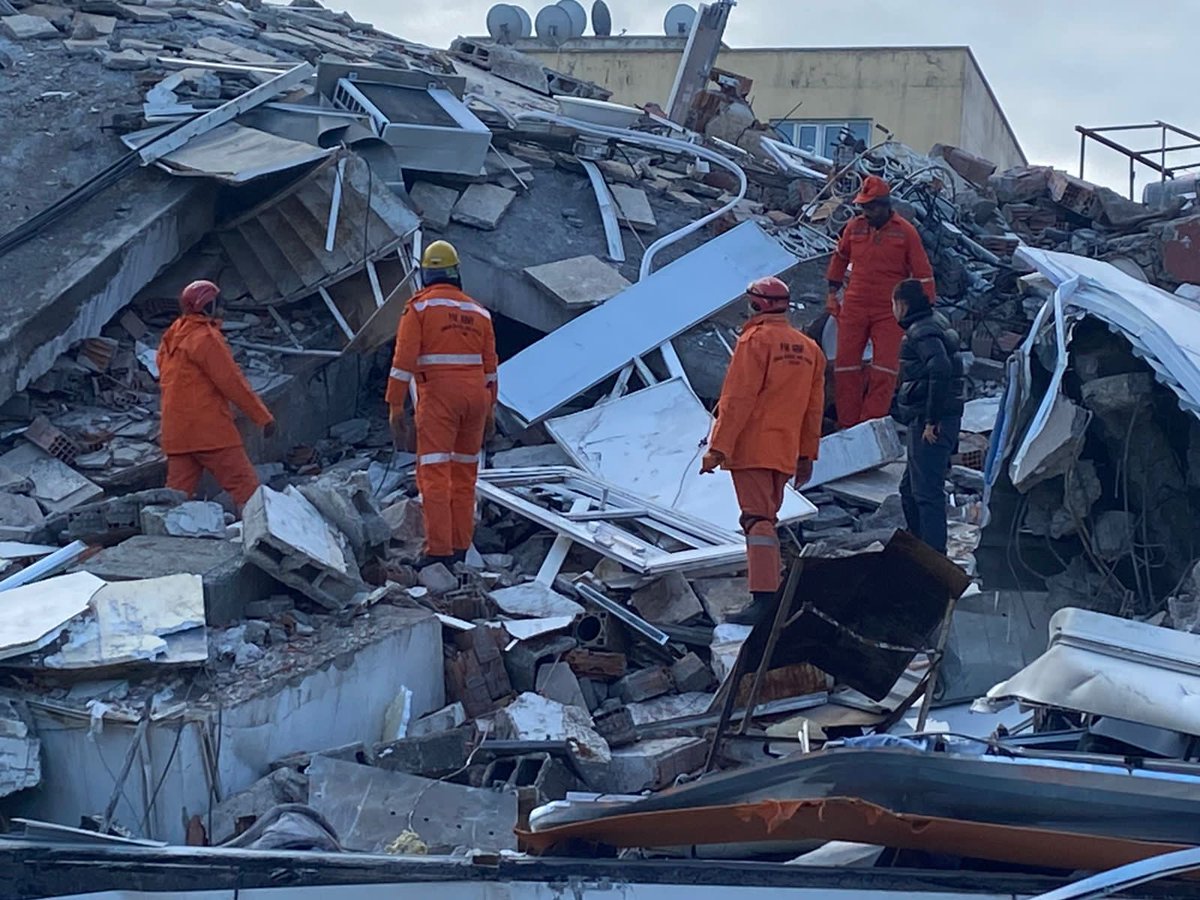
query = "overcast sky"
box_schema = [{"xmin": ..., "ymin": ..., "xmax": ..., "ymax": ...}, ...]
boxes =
[{"xmin": 337, "ymin": 0, "xmax": 1196, "ymax": 195}]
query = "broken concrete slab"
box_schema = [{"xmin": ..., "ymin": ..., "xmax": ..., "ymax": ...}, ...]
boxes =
[
  {"xmin": 371, "ymin": 724, "xmax": 476, "ymax": 778},
  {"xmin": 42, "ymin": 573, "xmax": 206, "ymax": 670},
  {"xmin": 626, "ymin": 691, "xmax": 714, "ymax": 725},
  {"xmin": 140, "ymin": 501, "xmax": 226, "ymax": 539},
  {"xmin": 0, "ymin": 571, "xmax": 104, "ymax": 662},
  {"xmin": 0, "ymin": 13, "xmax": 60, "ymax": 38},
  {"xmin": 0, "ymin": 443, "xmax": 102, "ymax": 514},
  {"xmin": 209, "ymin": 766, "xmax": 308, "ymax": 845},
  {"xmin": 409, "ymin": 182, "xmax": 459, "ymax": 231},
  {"xmin": 523, "ymin": 255, "xmax": 631, "ymax": 309},
  {"xmin": 75, "ymin": 11, "xmax": 116, "ymax": 33},
  {"xmin": 489, "ymin": 443, "xmax": 571, "ymax": 469},
  {"xmin": 613, "ymin": 666, "xmax": 673, "ymax": 703},
  {"xmin": 586, "ymin": 737, "xmax": 707, "ymax": 794},
  {"xmin": 406, "ymin": 701, "xmax": 466, "ymax": 739},
  {"xmin": 242, "ymin": 486, "xmax": 366, "ymax": 611},
  {"xmin": 691, "ymin": 575, "xmax": 755, "ymax": 625},
  {"xmin": 101, "ymin": 48, "xmax": 150, "ymax": 70},
  {"xmin": 297, "ymin": 470, "xmax": 390, "ymax": 565},
  {"xmin": 536, "ymin": 660, "xmax": 588, "ymax": 710},
  {"xmin": 117, "ymin": 3, "xmax": 171, "ymax": 22},
  {"xmin": 610, "ymin": 183, "xmax": 657, "ymax": 232},
  {"xmin": 418, "ymin": 563, "xmax": 457, "ymax": 594},
  {"xmin": 78, "ymin": 535, "xmax": 276, "ymax": 627},
  {"xmin": 381, "ymin": 497, "xmax": 424, "ymax": 546},
  {"xmin": 308, "ymin": 755, "xmax": 517, "ymax": 853},
  {"xmin": 631, "ymin": 572, "xmax": 704, "ymax": 625},
  {"xmin": 489, "ymin": 582, "xmax": 584, "ymax": 618},
  {"xmin": 62, "ymin": 37, "xmax": 107, "ymax": 56},
  {"xmin": 0, "ymin": 493, "xmax": 46, "ymax": 542},
  {"xmin": 451, "ymin": 183, "xmax": 516, "ymax": 231},
  {"xmin": 501, "ymin": 616, "xmax": 575, "ymax": 642},
  {"xmin": 807, "ymin": 418, "xmax": 905, "ymax": 489},
  {"xmin": 0, "ymin": 698, "xmax": 40, "ymax": 798},
  {"xmin": 496, "ymin": 691, "xmax": 610, "ymax": 763},
  {"xmin": 670, "ymin": 652, "xmax": 715, "ymax": 693}
]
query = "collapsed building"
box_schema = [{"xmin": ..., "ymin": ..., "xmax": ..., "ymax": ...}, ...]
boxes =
[{"xmin": 4, "ymin": 0, "xmax": 1200, "ymax": 897}]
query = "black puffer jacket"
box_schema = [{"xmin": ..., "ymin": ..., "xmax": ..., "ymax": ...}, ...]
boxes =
[{"xmin": 893, "ymin": 309, "xmax": 965, "ymax": 426}]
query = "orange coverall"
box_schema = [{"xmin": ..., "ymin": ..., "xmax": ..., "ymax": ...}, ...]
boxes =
[
  {"xmin": 709, "ymin": 313, "xmax": 825, "ymax": 592},
  {"xmin": 827, "ymin": 212, "xmax": 935, "ymax": 428},
  {"xmin": 387, "ymin": 284, "xmax": 498, "ymax": 558},
  {"xmin": 157, "ymin": 314, "xmax": 273, "ymax": 507}
]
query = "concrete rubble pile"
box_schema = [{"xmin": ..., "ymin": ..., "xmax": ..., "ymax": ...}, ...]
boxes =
[{"xmin": 4, "ymin": 2, "xmax": 1200, "ymax": 895}]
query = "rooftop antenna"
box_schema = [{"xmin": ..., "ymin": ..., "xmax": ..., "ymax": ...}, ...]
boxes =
[
  {"xmin": 663, "ymin": 3, "xmax": 697, "ymax": 36},
  {"xmin": 515, "ymin": 6, "xmax": 533, "ymax": 37},
  {"xmin": 557, "ymin": 0, "xmax": 587, "ymax": 37},
  {"xmin": 591, "ymin": 0, "xmax": 612, "ymax": 35},
  {"xmin": 535, "ymin": 4, "xmax": 573, "ymax": 44},
  {"xmin": 486, "ymin": 4, "xmax": 525, "ymax": 44}
]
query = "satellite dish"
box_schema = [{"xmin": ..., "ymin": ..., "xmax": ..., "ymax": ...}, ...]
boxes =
[
  {"xmin": 556, "ymin": 0, "xmax": 586, "ymax": 37},
  {"xmin": 663, "ymin": 3, "xmax": 696, "ymax": 35},
  {"xmin": 486, "ymin": 4, "xmax": 524, "ymax": 43},
  {"xmin": 591, "ymin": 0, "xmax": 611, "ymax": 35},
  {"xmin": 515, "ymin": 5, "xmax": 533, "ymax": 36},
  {"xmin": 535, "ymin": 4, "xmax": 572, "ymax": 44}
]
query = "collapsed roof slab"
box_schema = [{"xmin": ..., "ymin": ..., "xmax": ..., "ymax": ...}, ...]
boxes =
[{"xmin": 0, "ymin": 170, "xmax": 214, "ymax": 409}]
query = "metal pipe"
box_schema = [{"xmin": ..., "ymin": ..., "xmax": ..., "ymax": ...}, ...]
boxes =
[
  {"xmin": 228, "ymin": 339, "xmax": 341, "ymax": 358},
  {"xmin": 513, "ymin": 111, "xmax": 748, "ymax": 280},
  {"xmin": 0, "ymin": 540, "xmax": 88, "ymax": 592}
]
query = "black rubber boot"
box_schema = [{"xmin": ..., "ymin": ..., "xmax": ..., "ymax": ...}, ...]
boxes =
[
  {"xmin": 418, "ymin": 554, "xmax": 455, "ymax": 569},
  {"xmin": 450, "ymin": 549, "xmax": 467, "ymax": 565},
  {"xmin": 726, "ymin": 591, "xmax": 777, "ymax": 626}
]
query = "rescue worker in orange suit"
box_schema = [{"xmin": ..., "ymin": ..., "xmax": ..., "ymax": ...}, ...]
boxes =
[
  {"xmin": 826, "ymin": 175, "xmax": 936, "ymax": 429},
  {"xmin": 386, "ymin": 241, "xmax": 498, "ymax": 566},
  {"xmin": 699, "ymin": 276, "xmax": 825, "ymax": 625},
  {"xmin": 157, "ymin": 280, "xmax": 275, "ymax": 509}
]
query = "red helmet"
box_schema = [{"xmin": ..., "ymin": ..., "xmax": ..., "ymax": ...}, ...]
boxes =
[
  {"xmin": 746, "ymin": 276, "xmax": 790, "ymax": 313},
  {"xmin": 180, "ymin": 280, "xmax": 219, "ymax": 314}
]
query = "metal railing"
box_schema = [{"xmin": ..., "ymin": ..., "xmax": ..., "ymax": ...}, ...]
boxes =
[{"xmin": 1077, "ymin": 121, "xmax": 1200, "ymax": 200}]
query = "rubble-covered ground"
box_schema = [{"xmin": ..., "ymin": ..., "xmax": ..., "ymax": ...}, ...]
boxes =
[{"xmin": 4, "ymin": 0, "xmax": 1200, "ymax": 892}]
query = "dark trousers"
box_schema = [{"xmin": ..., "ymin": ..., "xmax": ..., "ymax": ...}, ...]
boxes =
[{"xmin": 899, "ymin": 415, "xmax": 959, "ymax": 555}]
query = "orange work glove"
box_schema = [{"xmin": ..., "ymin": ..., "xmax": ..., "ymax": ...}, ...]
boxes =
[{"xmin": 699, "ymin": 449, "xmax": 725, "ymax": 474}]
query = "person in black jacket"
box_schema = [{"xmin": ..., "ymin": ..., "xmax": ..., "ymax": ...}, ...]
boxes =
[{"xmin": 891, "ymin": 279, "xmax": 965, "ymax": 554}]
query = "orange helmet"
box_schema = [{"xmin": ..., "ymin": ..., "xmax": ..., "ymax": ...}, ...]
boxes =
[
  {"xmin": 180, "ymin": 280, "xmax": 219, "ymax": 314},
  {"xmin": 854, "ymin": 174, "xmax": 891, "ymax": 205},
  {"xmin": 746, "ymin": 276, "xmax": 790, "ymax": 313}
]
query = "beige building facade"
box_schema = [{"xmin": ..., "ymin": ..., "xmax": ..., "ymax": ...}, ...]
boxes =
[{"xmin": 515, "ymin": 39, "xmax": 1026, "ymax": 170}]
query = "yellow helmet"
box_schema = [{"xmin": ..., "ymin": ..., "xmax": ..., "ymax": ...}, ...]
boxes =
[{"xmin": 421, "ymin": 240, "xmax": 459, "ymax": 269}]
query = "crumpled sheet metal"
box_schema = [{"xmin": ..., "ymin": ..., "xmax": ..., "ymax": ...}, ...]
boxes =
[
  {"xmin": 977, "ymin": 606, "xmax": 1200, "ymax": 735},
  {"xmin": 1016, "ymin": 247, "xmax": 1200, "ymax": 418},
  {"xmin": 520, "ymin": 795, "xmax": 1191, "ymax": 874}
]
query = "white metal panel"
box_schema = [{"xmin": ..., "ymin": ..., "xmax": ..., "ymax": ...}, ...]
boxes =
[
  {"xmin": 545, "ymin": 379, "xmax": 816, "ymax": 529},
  {"xmin": 498, "ymin": 222, "xmax": 797, "ymax": 424}
]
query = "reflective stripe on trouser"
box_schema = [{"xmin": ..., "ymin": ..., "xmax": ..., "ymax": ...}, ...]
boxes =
[
  {"xmin": 414, "ymin": 377, "xmax": 489, "ymax": 557},
  {"xmin": 731, "ymin": 468, "xmax": 789, "ymax": 593},
  {"xmin": 166, "ymin": 445, "xmax": 261, "ymax": 509},
  {"xmin": 834, "ymin": 302, "xmax": 904, "ymax": 428}
]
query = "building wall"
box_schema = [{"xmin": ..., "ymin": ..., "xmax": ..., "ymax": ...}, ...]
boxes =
[
  {"xmin": 958, "ymin": 50, "xmax": 1027, "ymax": 169},
  {"xmin": 523, "ymin": 42, "xmax": 1023, "ymax": 167}
]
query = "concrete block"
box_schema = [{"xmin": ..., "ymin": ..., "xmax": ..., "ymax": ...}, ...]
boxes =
[
  {"xmin": 243, "ymin": 595, "xmax": 294, "ymax": 619},
  {"xmin": 536, "ymin": 660, "xmax": 588, "ymax": 710},
  {"xmin": 670, "ymin": 652, "xmax": 715, "ymax": 693},
  {"xmin": 691, "ymin": 575, "xmax": 754, "ymax": 625},
  {"xmin": 418, "ymin": 562, "xmax": 457, "ymax": 594},
  {"xmin": 409, "ymin": 182, "xmax": 459, "ymax": 231},
  {"xmin": 631, "ymin": 572, "xmax": 703, "ymax": 625},
  {"xmin": 0, "ymin": 13, "xmax": 60, "ymax": 38},
  {"xmin": 381, "ymin": 497, "xmax": 424, "ymax": 544},
  {"xmin": 140, "ymin": 501, "xmax": 226, "ymax": 538},
  {"xmin": 452, "ymin": 184, "xmax": 516, "ymax": 230},
  {"xmin": 78, "ymin": 534, "xmax": 276, "ymax": 626},
  {"xmin": 595, "ymin": 159, "xmax": 639, "ymax": 184},
  {"xmin": 209, "ymin": 766, "xmax": 307, "ymax": 844},
  {"xmin": 490, "ymin": 582, "xmax": 584, "ymax": 618},
  {"xmin": 613, "ymin": 666, "xmax": 672, "ymax": 703},
  {"xmin": 407, "ymin": 701, "xmax": 466, "ymax": 738},
  {"xmin": 610, "ymin": 183, "xmax": 657, "ymax": 232},
  {"xmin": 101, "ymin": 48, "xmax": 150, "ymax": 70},
  {"xmin": 370, "ymin": 723, "xmax": 476, "ymax": 778},
  {"xmin": 495, "ymin": 692, "xmax": 610, "ymax": 763},
  {"xmin": 242, "ymin": 486, "xmax": 367, "ymax": 611},
  {"xmin": 0, "ymin": 492, "xmax": 46, "ymax": 542},
  {"xmin": 523, "ymin": 255, "xmax": 631, "ymax": 309},
  {"xmin": 297, "ymin": 470, "xmax": 390, "ymax": 564},
  {"xmin": 667, "ymin": 190, "xmax": 704, "ymax": 207},
  {"xmin": 503, "ymin": 633, "xmax": 577, "ymax": 694},
  {"xmin": 587, "ymin": 737, "xmax": 707, "ymax": 793},
  {"xmin": 117, "ymin": 3, "xmax": 171, "ymax": 21},
  {"xmin": 76, "ymin": 11, "xmax": 117, "ymax": 32},
  {"xmin": 592, "ymin": 703, "xmax": 636, "ymax": 748}
]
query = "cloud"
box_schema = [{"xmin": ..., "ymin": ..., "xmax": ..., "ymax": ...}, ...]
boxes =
[{"xmin": 334, "ymin": 0, "xmax": 1198, "ymax": 194}]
